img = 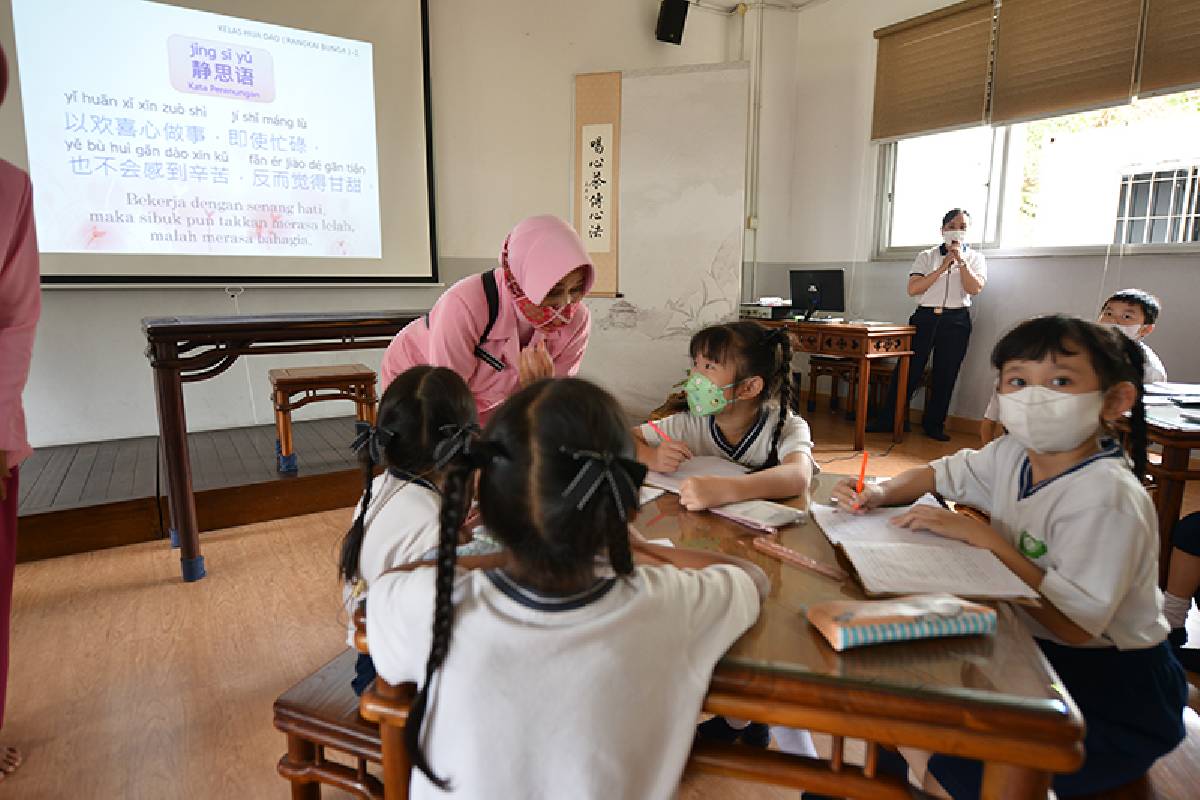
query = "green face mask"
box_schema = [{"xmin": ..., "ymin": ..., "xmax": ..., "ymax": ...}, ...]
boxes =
[{"xmin": 682, "ymin": 371, "xmax": 738, "ymax": 417}]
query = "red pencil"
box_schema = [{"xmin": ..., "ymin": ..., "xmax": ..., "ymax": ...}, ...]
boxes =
[{"xmin": 647, "ymin": 419, "xmax": 673, "ymax": 442}]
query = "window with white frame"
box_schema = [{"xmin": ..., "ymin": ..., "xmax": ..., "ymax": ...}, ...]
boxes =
[{"xmin": 879, "ymin": 89, "xmax": 1200, "ymax": 254}]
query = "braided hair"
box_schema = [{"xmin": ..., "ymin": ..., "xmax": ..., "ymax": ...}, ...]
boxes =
[
  {"xmin": 337, "ymin": 366, "xmax": 477, "ymax": 585},
  {"xmin": 405, "ymin": 377, "xmax": 644, "ymax": 787},
  {"xmin": 990, "ymin": 315, "xmax": 1148, "ymax": 478},
  {"xmin": 688, "ymin": 321, "xmax": 795, "ymax": 468}
]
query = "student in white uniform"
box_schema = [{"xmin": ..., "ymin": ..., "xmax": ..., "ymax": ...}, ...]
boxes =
[
  {"xmin": 835, "ymin": 315, "xmax": 1186, "ymax": 798},
  {"xmin": 366, "ymin": 377, "xmax": 767, "ymax": 799},
  {"xmin": 634, "ymin": 321, "xmax": 816, "ymax": 512},
  {"xmin": 1098, "ymin": 288, "xmax": 1167, "ymax": 383},
  {"xmin": 339, "ymin": 365, "xmax": 491, "ymax": 695},
  {"xmin": 633, "ymin": 320, "xmax": 817, "ymax": 752},
  {"xmin": 870, "ymin": 208, "xmax": 987, "ymax": 442},
  {"xmin": 979, "ymin": 287, "xmax": 1167, "ymax": 446}
]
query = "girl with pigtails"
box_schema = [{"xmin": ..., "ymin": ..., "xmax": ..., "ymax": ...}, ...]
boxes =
[
  {"xmin": 338, "ymin": 365, "xmax": 499, "ymax": 696},
  {"xmin": 633, "ymin": 320, "xmax": 817, "ymax": 513},
  {"xmin": 365, "ymin": 377, "xmax": 767, "ymax": 799}
]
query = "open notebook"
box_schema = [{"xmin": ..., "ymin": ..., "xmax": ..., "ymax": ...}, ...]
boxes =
[
  {"xmin": 811, "ymin": 495, "xmax": 1037, "ymax": 601},
  {"xmin": 645, "ymin": 456, "xmax": 806, "ymax": 533}
]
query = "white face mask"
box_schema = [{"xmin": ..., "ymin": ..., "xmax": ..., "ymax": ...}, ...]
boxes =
[
  {"xmin": 996, "ymin": 386, "xmax": 1105, "ymax": 454},
  {"xmin": 1103, "ymin": 322, "xmax": 1143, "ymax": 341},
  {"xmin": 942, "ymin": 229, "xmax": 967, "ymax": 246}
]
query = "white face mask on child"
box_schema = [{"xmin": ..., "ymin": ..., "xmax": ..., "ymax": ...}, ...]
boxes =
[
  {"xmin": 942, "ymin": 229, "xmax": 967, "ymax": 246},
  {"xmin": 996, "ymin": 386, "xmax": 1104, "ymax": 454},
  {"xmin": 1103, "ymin": 322, "xmax": 1143, "ymax": 341}
]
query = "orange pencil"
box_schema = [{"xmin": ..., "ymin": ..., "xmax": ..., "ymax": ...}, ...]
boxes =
[
  {"xmin": 854, "ymin": 450, "xmax": 869, "ymax": 510},
  {"xmin": 647, "ymin": 419, "xmax": 672, "ymax": 442}
]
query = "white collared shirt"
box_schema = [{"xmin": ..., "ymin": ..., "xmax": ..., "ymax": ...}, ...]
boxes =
[
  {"xmin": 367, "ymin": 564, "xmax": 759, "ymax": 799},
  {"xmin": 638, "ymin": 403, "xmax": 816, "ymax": 470},
  {"xmin": 911, "ymin": 244, "xmax": 987, "ymax": 309},
  {"xmin": 932, "ymin": 435, "xmax": 1167, "ymax": 650}
]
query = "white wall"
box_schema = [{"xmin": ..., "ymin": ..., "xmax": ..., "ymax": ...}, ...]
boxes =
[
  {"xmin": 17, "ymin": 0, "xmax": 739, "ymax": 446},
  {"xmin": 752, "ymin": 0, "xmax": 1200, "ymax": 422}
]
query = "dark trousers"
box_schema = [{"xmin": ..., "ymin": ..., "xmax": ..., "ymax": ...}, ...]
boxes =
[{"xmin": 876, "ymin": 306, "xmax": 972, "ymax": 434}]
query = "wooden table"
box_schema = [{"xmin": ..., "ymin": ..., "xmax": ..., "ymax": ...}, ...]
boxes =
[
  {"xmin": 1140, "ymin": 406, "xmax": 1200, "ymax": 586},
  {"xmin": 761, "ymin": 320, "xmax": 916, "ymax": 451},
  {"xmin": 142, "ymin": 310, "xmax": 424, "ymax": 582},
  {"xmin": 357, "ymin": 473, "xmax": 1085, "ymax": 798}
]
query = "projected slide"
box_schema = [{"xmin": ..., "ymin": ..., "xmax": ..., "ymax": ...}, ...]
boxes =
[{"xmin": 12, "ymin": 0, "xmax": 383, "ymax": 258}]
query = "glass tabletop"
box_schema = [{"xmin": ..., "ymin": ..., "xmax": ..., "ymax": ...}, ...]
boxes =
[{"xmin": 633, "ymin": 473, "xmax": 1068, "ymax": 714}]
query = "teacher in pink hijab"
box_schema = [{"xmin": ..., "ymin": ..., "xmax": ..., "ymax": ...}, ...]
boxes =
[
  {"xmin": 0, "ymin": 43, "xmax": 40, "ymax": 782},
  {"xmin": 381, "ymin": 214, "xmax": 593, "ymax": 423}
]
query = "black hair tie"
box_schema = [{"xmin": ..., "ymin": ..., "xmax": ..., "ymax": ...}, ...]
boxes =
[
  {"xmin": 558, "ymin": 446, "xmax": 648, "ymax": 522},
  {"xmin": 432, "ymin": 423, "xmax": 482, "ymax": 470},
  {"xmin": 350, "ymin": 425, "xmax": 395, "ymax": 464}
]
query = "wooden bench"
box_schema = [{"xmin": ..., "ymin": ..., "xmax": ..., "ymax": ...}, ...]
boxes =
[
  {"xmin": 273, "ymin": 649, "xmax": 384, "ymax": 800},
  {"xmin": 269, "ymin": 365, "xmax": 378, "ymax": 472}
]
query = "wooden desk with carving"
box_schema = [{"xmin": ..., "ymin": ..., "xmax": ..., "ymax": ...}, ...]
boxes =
[
  {"xmin": 353, "ymin": 473, "xmax": 1084, "ymax": 799},
  {"xmin": 142, "ymin": 310, "xmax": 424, "ymax": 582},
  {"xmin": 760, "ymin": 320, "xmax": 916, "ymax": 451}
]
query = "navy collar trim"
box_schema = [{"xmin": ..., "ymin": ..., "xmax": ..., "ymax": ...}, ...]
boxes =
[
  {"xmin": 1018, "ymin": 438, "xmax": 1124, "ymax": 500},
  {"xmin": 485, "ymin": 569, "xmax": 616, "ymax": 612},
  {"xmin": 709, "ymin": 406, "xmax": 769, "ymax": 461},
  {"xmin": 939, "ymin": 242, "xmax": 970, "ymax": 256},
  {"xmin": 387, "ymin": 467, "xmax": 439, "ymax": 494}
]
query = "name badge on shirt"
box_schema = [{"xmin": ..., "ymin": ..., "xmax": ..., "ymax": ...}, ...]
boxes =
[{"xmin": 1018, "ymin": 530, "xmax": 1048, "ymax": 559}]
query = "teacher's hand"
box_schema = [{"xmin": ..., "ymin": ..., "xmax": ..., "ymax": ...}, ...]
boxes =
[{"xmin": 518, "ymin": 341, "xmax": 555, "ymax": 387}]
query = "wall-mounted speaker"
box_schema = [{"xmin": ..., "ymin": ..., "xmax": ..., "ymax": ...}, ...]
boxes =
[{"xmin": 656, "ymin": 0, "xmax": 689, "ymax": 45}]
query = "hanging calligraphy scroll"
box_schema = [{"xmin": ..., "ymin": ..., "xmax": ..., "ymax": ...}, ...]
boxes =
[{"xmin": 573, "ymin": 71, "xmax": 620, "ymax": 295}]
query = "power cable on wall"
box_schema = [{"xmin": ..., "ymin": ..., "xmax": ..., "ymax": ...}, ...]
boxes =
[{"xmin": 225, "ymin": 286, "xmax": 261, "ymax": 425}]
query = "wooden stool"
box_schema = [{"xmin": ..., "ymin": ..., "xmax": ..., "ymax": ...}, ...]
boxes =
[
  {"xmin": 852, "ymin": 360, "xmax": 933, "ymax": 422},
  {"xmin": 269, "ymin": 364, "xmax": 378, "ymax": 473},
  {"xmin": 804, "ymin": 355, "xmax": 858, "ymax": 413},
  {"xmin": 274, "ymin": 650, "xmax": 384, "ymax": 799}
]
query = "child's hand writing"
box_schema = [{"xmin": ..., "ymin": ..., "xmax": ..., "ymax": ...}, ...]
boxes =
[
  {"xmin": 830, "ymin": 478, "xmax": 883, "ymax": 513},
  {"xmin": 518, "ymin": 341, "xmax": 555, "ymax": 387},
  {"xmin": 890, "ymin": 505, "xmax": 996, "ymax": 549},
  {"xmin": 679, "ymin": 476, "xmax": 737, "ymax": 511},
  {"xmin": 647, "ymin": 440, "xmax": 692, "ymax": 473}
]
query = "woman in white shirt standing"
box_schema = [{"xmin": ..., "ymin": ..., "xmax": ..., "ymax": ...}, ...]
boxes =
[{"xmin": 869, "ymin": 208, "xmax": 987, "ymax": 441}]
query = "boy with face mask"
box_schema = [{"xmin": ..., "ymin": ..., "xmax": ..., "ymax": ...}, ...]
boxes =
[{"xmin": 1097, "ymin": 288, "xmax": 1166, "ymax": 384}]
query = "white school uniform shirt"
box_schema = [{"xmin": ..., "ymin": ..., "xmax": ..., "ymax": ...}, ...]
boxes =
[
  {"xmin": 932, "ymin": 435, "xmax": 1167, "ymax": 649},
  {"xmin": 367, "ymin": 564, "xmax": 760, "ymax": 800},
  {"xmin": 1140, "ymin": 341, "xmax": 1167, "ymax": 384},
  {"xmin": 638, "ymin": 403, "xmax": 816, "ymax": 470},
  {"xmin": 344, "ymin": 470, "xmax": 442, "ymax": 646},
  {"xmin": 910, "ymin": 244, "xmax": 987, "ymax": 309}
]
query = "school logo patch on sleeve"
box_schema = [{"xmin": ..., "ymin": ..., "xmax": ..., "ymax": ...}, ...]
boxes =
[{"xmin": 1018, "ymin": 530, "xmax": 1047, "ymax": 559}]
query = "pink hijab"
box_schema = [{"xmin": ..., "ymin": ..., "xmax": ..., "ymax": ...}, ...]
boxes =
[{"xmin": 499, "ymin": 215, "xmax": 594, "ymax": 304}]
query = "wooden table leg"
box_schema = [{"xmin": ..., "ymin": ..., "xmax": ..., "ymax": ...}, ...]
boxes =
[
  {"xmin": 380, "ymin": 722, "xmax": 411, "ymax": 800},
  {"xmin": 854, "ymin": 358, "xmax": 871, "ymax": 451},
  {"xmin": 893, "ymin": 353, "xmax": 910, "ymax": 443},
  {"xmin": 284, "ymin": 734, "xmax": 321, "ymax": 800},
  {"xmin": 151, "ymin": 342, "xmax": 205, "ymax": 582},
  {"xmin": 981, "ymin": 762, "xmax": 1051, "ymax": 799},
  {"xmin": 1156, "ymin": 445, "xmax": 1189, "ymax": 588}
]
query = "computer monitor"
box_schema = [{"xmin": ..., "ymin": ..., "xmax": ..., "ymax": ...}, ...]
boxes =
[{"xmin": 789, "ymin": 269, "xmax": 846, "ymax": 321}]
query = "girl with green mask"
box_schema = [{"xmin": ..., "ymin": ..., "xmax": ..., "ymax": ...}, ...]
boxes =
[{"xmin": 632, "ymin": 321, "xmax": 817, "ymax": 513}]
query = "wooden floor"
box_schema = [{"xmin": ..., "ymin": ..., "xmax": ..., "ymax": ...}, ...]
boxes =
[
  {"xmin": 15, "ymin": 416, "xmax": 366, "ymax": 563},
  {"xmin": 5, "ymin": 412, "xmax": 1200, "ymax": 798},
  {"xmin": 17, "ymin": 415, "xmax": 361, "ymax": 516}
]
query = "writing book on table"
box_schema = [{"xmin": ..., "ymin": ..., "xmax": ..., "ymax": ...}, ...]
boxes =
[
  {"xmin": 812, "ymin": 496, "xmax": 1037, "ymax": 601},
  {"xmin": 645, "ymin": 456, "xmax": 805, "ymax": 532}
]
